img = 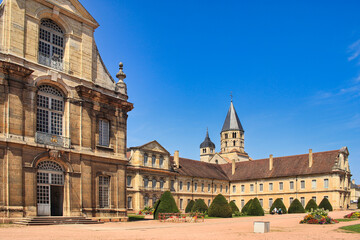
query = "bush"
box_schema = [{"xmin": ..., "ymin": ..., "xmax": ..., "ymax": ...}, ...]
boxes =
[
  {"xmin": 229, "ymin": 201, "xmax": 239, "ymax": 213},
  {"xmin": 153, "ymin": 191, "xmax": 179, "ymax": 219},
  {"xmin": 300, "ymin": 208, "xmax": 337, "ymax": 224},
  {"xmin": 358, "ymin": 197, "xmax": 360, "ymax": 209},
  {"xmin": 185, "ymin": 200, "xmax": 195, "ymax": 213},
  {"xmin": 288, "ymin": 199, "xmax": 305, "ymax": 213},
  {"xmin": 246, "ymin": 198, "xmax": 264, "ymax": 216},
  {"xmin": 318, "ymin": 198, "xmax": 333, "ymax": 211},
  {"xmin": 191, "ymin": 199, "xmax": 208, "ymax": 213},
  {"xmin": 241, "ymin": 199, "xmax": 253, "ymax": 215},
  {"xmin": 208, "ymin": 194, "xmax": 232, "ymax": 218},
  {"xmin": 305, "ymin": 199, "xmax": 318, "ymax": 212},
  {"xmin": 270, "ymin": 198, "xmax": 287, "ymax": 214}
]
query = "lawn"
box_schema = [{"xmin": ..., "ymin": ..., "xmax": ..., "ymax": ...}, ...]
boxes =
[
  {"xmin": 339, "ymin": 224, "xmax": 360, "ymax": 233},
  {"xmin": 128, "ymin": 215, "xmax": 145, "ymax": 221},
  {"xmin": 336, "ymin": 218, "xmax": 359, "ymax": 222}
]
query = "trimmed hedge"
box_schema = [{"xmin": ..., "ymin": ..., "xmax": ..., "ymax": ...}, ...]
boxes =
[
  {"xmin": 247, "ymin": 198, "xmax": 264, "ymax": 216},
  {"xmin": 229, "ymin": 201, "xmax": 239, "ymax": 213},
  {"xmin": 270, "ymin": 198, "xmax": 287, "ymax": 214},
  {"xmin": 318, "ymin": 197, "xmax": 333, "ymax": 211},
  {"xmin": 208, "ymin": 194, "xmax": 232, "ymax": 218},
  {"xmin": 153, "ymin": 191, "xmax": 179, "ymax": 219},
  {"xmin": 358, "ymin": 197, "xmax": 360, "ymax": 209},
  {"xmin": 305, "ymin": 199, "xmax": 318, "ymax": 212},
  {"xmin": 288, "ymin": 198, "xmax": 305, "ymax": 213},
  {"xmin": 241, "ymin": 199, "xmax": 253, "ymax": 214},
  {"xmin": 185, "ymin": 200, "xmax": 195, "ymax": 213},
  {"xmin": 192, "ymin": 199, "xmax": 208, "ymax": 213}
]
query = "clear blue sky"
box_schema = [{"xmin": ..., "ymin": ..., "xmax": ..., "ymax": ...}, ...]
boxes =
[{"xmin": 81, "ymin": 1, "xmax": 360, "ymax": 182}]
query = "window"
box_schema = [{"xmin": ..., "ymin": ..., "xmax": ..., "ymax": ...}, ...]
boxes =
[
  {"xmin": 220, "ymin": 185, "xmax": 223, "ymax": 192},
  {"xmin": 127, "ymin": 175, "xmax": 132, "ymax": 187},
  {"xmin": 279, "ymin": 182, "xmax": 283, "ymax": 191},
  {"xmin": 99, "ymin": 176, "xmax": 110, "ymax": 208},
  {"xmin": 203, "ymin": 149, "xmax": 206, "ymax": 153},
  {"xmin": 301, "ymin": 180, "xmax": 305, "ymax": 189},
  {"xmin": 241, "ymin": 185, "xmax": 245, "ymax": 192},
  {"xmin": 144, "ymin": 195, "xmax": 149, "ymax": 207},
  {"xmin": 208, "ymin": 184, "xmax": 211, "ymax": 192},
  {"xmin": 194, "ymin": 183, "xmax": 198, "ymax": 192},
  {"xmin": 208, "ymin": 199, "xmax": 211, "ymax": 206},
  {"xmin": 160, "ymin": 179, "xmax": 164, "ymax": 190},
  {"xmin": 250, "ymin": 184, "xmax": 254, "ymax": 192},
  {"xmin": 188, "ymin": 199, "xmax": 190, "ymax": 204},
  {"xmin": 36, "ymin": 85, "xmax": 64, "ymax": 136},
  {"xmin": 152, "ymin": 155, "xmax": 156, "ymax": 167},
  {"xmin": 259, "ymin": 199, "xmax": 263, "ymax": 207},
  {"xmin": 269, "ymin": 183, "xmax": 273, "ymax": 191},
  {"xmin": 312, "ymin": 196, "xmax": 316, "ymax": 202},
  {"xmin": 232, "ymin": 132, "xmax": 236, "ymax": 138},
  {"xmin": 324, "ymin": 196, "xmax": 328, "ymax": 199},
  {"xmin": 226, "ymin": 185, "xmax": 228, "ymax": 193},
  {"xmin": 300, "ymin": 197, "xmax": 305, "ymax": 207},
  {"xmin": 179, "ymin": 181, "xmax": 183, "ymax": 191},
  {"xmin": 241, "ymin": 199, "xmax": 245, "ymax": 208},
  {"xmin": 312, "ymin": 180, "xmax": 317, "ymax": 189},
  {"xmin": 269, "ymin": 198, "xmax": 273, "ymax": 207},
  {"xmin": 290, "ymin": 181, "xmax": 294, "ymax": 190},
  {"xmin": 171, "ymin": 180, "xmax": 175, "ymax": 191},
  {"xmin": 233, "ymin": 141, "xmax": 236, "ymax": 146},
  {"xmin": 152, "ymin": 179, "xmax": 157, "ymax": 189},
  {"xmin": 180, "ymin": 199, "xmax": 183, "ymax": 209},
  {"xmin": 152, "ymin": 195, "xmax": 157, "ymax": 205},
  {"xmin": 324, "ymin": 179, "xmax": 329, "ymax": 189},
  {"xmin": 143, "ymin": 177, "xmax": 149, "ymax": 188},
  {"xmin": 159, "ymin": 156, "xmax": 164, "ymax": 168},
  {"xmin": 127, "ymin": 196, "xmax": 132, "ymax": 209},
  {"xmin": 99, "ymin": 119, "xmax": 109, "ymax": 146},
  {"xmin": 214, "ymin": 185, "xmax": 217, "ymax": 192},
  {"xmin": 290, "ymin": 197, "xmax": 294, "ymax": 204},
  {"xmin": 201, "ymin": 183, "xmax": 204, "ymax": 192},
  {"xmin": 38, "ymin": 19, "xmax": 64, "ymax": 70},
  {"xmin": 259, "ymin": 183, "xmax": 263, "ymax": 192},
  {"xmin": 225, "ymin": 133, "xmax": 228, "ymax": 139},
  {"xmin": 187, "ymin": 182, "xmax": 191, "ymax": 191},
  {"xmin": 144, "ymin": 154, "xmax": 148, "ymax": 166},
  {"xmin": 232, "ymin": 185, "xmax": 236, "ymax": 193},
  {"xmin": 215, "ymin": 160, "xmax": 218, "ymax": 164}
]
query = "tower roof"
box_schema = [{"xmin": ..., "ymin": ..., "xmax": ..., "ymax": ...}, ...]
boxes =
[
  {"xmin": 200, "ymin": 129, "xmax": 215, "ymax": 149},
  {"xmin": 221, "ymin": 101, "xmax": 244, "ymax": 132}
]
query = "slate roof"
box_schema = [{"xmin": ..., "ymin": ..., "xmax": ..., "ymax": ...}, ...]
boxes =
[
  {"xmin": 200, "ymin": 129, "xmax": 215, "ymax": 149},
  {"xmin": 221, "ymin": 101, "xmax": 244, "ymax": 132}
]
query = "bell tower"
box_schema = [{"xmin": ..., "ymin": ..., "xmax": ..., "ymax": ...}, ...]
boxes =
[{"xmin": 200, "ymin": 129, "xmax": 215, "ymax": 162}]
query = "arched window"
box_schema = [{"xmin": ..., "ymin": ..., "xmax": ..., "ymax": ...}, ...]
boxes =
[
  {"xmin": 233, "ymin": 141, "xmax": 236, "ymax": 146},
  {"xmin": 38, "ymin": 19, "xmax": 64, "ymax": 70},
  {"xmin": 232, "ymin": 132, "xmax": 236, "ymax": 138},
  {"xmin": 37, "ymin": 85, "xmax": 64, "ymax": 136}
]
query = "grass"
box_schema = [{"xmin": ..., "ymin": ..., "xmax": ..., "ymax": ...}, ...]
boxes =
[
  {"xmin": 204, "ymin": 215, "xmax": 247, "ymax": 219},
  {"xmin": 128, "ymin": 215, "xmax": 145, "ymax": 221},
  {"xmin": 339, "ymin": 224, "xmax": 360, "ymax": 233},
  {"xmin": 336, "ymin": 218, "xmax": 359, "ymax": 222}
]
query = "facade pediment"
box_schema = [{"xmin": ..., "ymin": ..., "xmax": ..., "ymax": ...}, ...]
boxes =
[
  {"xmin": 209, "ymin": 153, "xmax": 229, "ymax": 164},
  {"xmin": 136, "ymin": 141, "xmax": 169, "ymax": 154}
]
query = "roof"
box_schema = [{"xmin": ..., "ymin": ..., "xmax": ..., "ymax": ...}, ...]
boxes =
[
  {"xmin": 200, "ymin": 129, "xmax": 215, "ymax": 149},
  {"xmin": 221, "ymin": 101, "xmax": 244, "ymax": 132}
]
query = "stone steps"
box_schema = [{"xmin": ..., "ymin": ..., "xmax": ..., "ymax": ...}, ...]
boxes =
[{"xmin": 14, "ymin": 216, "xmax": 102, "ymax": 226}]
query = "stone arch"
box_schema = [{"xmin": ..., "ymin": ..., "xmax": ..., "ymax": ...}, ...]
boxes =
[
  {"xmin": 34, "ymin": 8, "xmax": 71, "ymax": 34},
  {"xmin": 34, "ymin": 76, "xmax": 71, "ymax": 98},
  {"xmin": 31, "ymin": 150, "xmax": 73, "ymax": 173}
]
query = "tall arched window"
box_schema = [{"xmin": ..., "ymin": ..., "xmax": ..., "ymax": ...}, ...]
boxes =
[
  {"xmin": 37, "ymin": 85, "xmax": 64, "ymax": 136},
  {"xmin": 39, "ymin": 19, "xmax": 64, "ymax": 70}
]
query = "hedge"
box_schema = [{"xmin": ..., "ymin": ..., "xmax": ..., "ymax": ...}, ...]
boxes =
[
  {"xmin": 229, "ymin": 201, "xmax": 239, "ymax": 213},
  {"xmin": 288, "ymin": 198, "xmax": 305, "ymax": 213},
  {"xmin": 153, "ymin": 191, "xmax": 179, "ymax": 219},
  {"xmin": 208, "ymin": 194, "xmax": 232, "ymax": 218},
  {"xmin": 191, "ymin": 199, "xmax": 208, "ymax": 213},
  {"xmin": 185, "ymin": 200, "xmax": 195, "ymax": 213},
  {"xmin": 270, "ymin": 198, "xmax": 287, "ymax": 214},
  {"xmin": 318, "ymin": 197, "xmax": 333, "ymax": 211},
  {"xmin": 305, "ymin": 199, "xmax": 318, "ymax": 212},
  {"xmin": 247, "ymin": 198, "xmax": 264, "ymax": 216},
  {"xmin": 241, "ymin": 199, "xmax": 253, "ymax": 215}
]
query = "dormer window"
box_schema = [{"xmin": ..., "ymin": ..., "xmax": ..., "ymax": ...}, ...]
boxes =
[{"xmin": 38, "ymin": 19, "xmax": 64, "ymax": 71}]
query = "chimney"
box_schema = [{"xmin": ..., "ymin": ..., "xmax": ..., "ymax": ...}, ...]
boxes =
[
  {"xmin": 232, "ymin": 160, "xmax": 236, "ymax": 175},
  {"xmin": 352, "ymin": 179, "xmax": 355, "ymax": 185},
  {"xmin": 174, "ymin": 150, "xmax": 179, "ymax": 168},
  {"xmin": 309, "ymin": 149, "xmax": 313, "ymax": 168},
  {"xmin": 269, "ymin": 154, "xmax": 273, "ymax": 171}
]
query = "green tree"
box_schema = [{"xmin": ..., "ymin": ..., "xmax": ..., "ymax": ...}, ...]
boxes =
[
  {"xmin": 191, "ymin": 199, "xmax": 208, "ymax": 213},
  {"xmin": 208, "ymin": 194, "xmax": 232, "ymax": 218},
  {"xmin": 270, "ymin": 198, "xmax": 287, "ymax": 214},
  {"xmin": 288, "ymin": 199, "xmax": 305, "ymax": 213},
  {"xmin": 153, "ymin": 191, "xmax": 179, "ymax": 219},
  {"xmin": 318, "ymin": 197, "xmax": 333, "ymax": 211},
  {"xmin": 185, "ymin": 200, "xmax": 195, "ymax": 213},
  {"xmin": 305, "ymin": 199, "xmax": 318, "ymax": 212},
  {"xmin": 241, "ymin": 199, "xmax": 253, "ymax": 215},
  {"xmin": 247, "ymin": 198, "xmax": 264, "ymax": 216},
  {"xmin": 358, "ymin": 197, "xmax": 360, "ymax": 209},
  {"xmin": 229, "ymin": 201, "xmax": 239, "ymax": 213}
]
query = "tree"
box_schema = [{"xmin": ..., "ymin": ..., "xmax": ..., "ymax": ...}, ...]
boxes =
[
  {"xmin": 288, "ymin": 199, "xmax": 305, "ymax": 213},
  {"xmin": 358, "ymin": 197, "xmax": 360, "ymax": 209},
  {"xmin": 191, "ymin": 199, "xmax": 208, "ymax": 213},
  {"xmin": 270, "ymin": 198, "xmax": 287, "ymax": 214},
  {"xmin": 241, "ymin": 199, "xmax": 253, "ymax": 215},
  {"xmin": 153, "ymin": 191, "xmax": 179, "ymax": 219},
  {"xmin": 318, "ymin": 197, "xmax": 333, "ymax": 211},
  {"xmin": 208, "ymin": 194, "xmax": 232, "ymax": 218},
  {"xmin": 229, "ymin": 201, "xmax": 239, "ymax": 213},
  {"xmin": 305, "ymin": 199, "xmax": 318, "ymax": 212},
  {"xmin": 185, "ymin": 200, "xmax": 195, "ymax": 213},
  {"xmin": 247, "ymin": 198, "xmax": 264, "ymax": 216}
]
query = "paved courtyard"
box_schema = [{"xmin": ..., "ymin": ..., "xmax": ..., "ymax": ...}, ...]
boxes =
[{"xmin": 0, "ymin": 210, "xmax": 359, "ymax": 240}]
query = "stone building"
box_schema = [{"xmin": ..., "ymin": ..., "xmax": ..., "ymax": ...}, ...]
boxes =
[
  {"xmin": 127, "ymin": 101, "xmax": 352, "ymax": 213},
  {"xmin": 0, "ymin": 0, "xmax": 132, "ymax": 219}
]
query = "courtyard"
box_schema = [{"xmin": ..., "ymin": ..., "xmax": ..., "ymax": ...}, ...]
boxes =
[{"xmin": 0, "ymin": 210, "xmax": 359, "ymax": 240}]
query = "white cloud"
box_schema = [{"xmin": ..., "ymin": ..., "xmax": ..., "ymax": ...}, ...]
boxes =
[{"xmin": 348, "ymin": 39, "xmax": 360, "ymax": 62}]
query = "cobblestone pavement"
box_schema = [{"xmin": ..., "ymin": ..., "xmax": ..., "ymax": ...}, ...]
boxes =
[{"xmin": 0, "ymin": 210, "xmax": 359, "ymax": 240}]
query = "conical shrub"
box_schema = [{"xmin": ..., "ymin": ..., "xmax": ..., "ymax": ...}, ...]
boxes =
[
  {"xmin": 185, "ymin": 200, "xmax": 195, "ymax": 213},
  {"xmin": 270, "ymin": 198, "xmax": 287, "ymax": 214},
  {"xmin": 229, "ymin": 201, "xmax": 239, "ymax": 213},
  {"xmin": 288, "ymin": 198, "xmax": 305, "ymax": 213},
  {"xmin": 358, "ymin": 197, "xmax": 360, "ymax": 209},
  {"xmin": 191, "ymin": 199, "xmax": 208, "ymax": 213},
  {"xmin": 247, "ymin": 198, "xmax": 264, "ymax": 216},
  {"xmin": 153, "ymin": 191, "xmax": 179, "ymax": 219},
  {"xmin": 318, "ymin": 197, "xmax": 333, "ymax": 211},
  {"xmin": 208, "ymin": 194, "xmax": 232, "ymax": 218},
  {"xmin": 241, "ymin": 199, "xmax": 253, "ymax": 215},
  {"xmin": 305, "ymin": 199, "xmax": 318, "ymax": 212}
]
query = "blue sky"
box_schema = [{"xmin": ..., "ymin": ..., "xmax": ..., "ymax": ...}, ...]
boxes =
[{"xmin": 81, "ymin": 1, "xmax": 359, "ymax": 181}]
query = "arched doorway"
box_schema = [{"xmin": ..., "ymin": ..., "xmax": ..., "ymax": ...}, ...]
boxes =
[{"xmin": 37, "ymin": 161, "xmax": 64, "ymax": 216}]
